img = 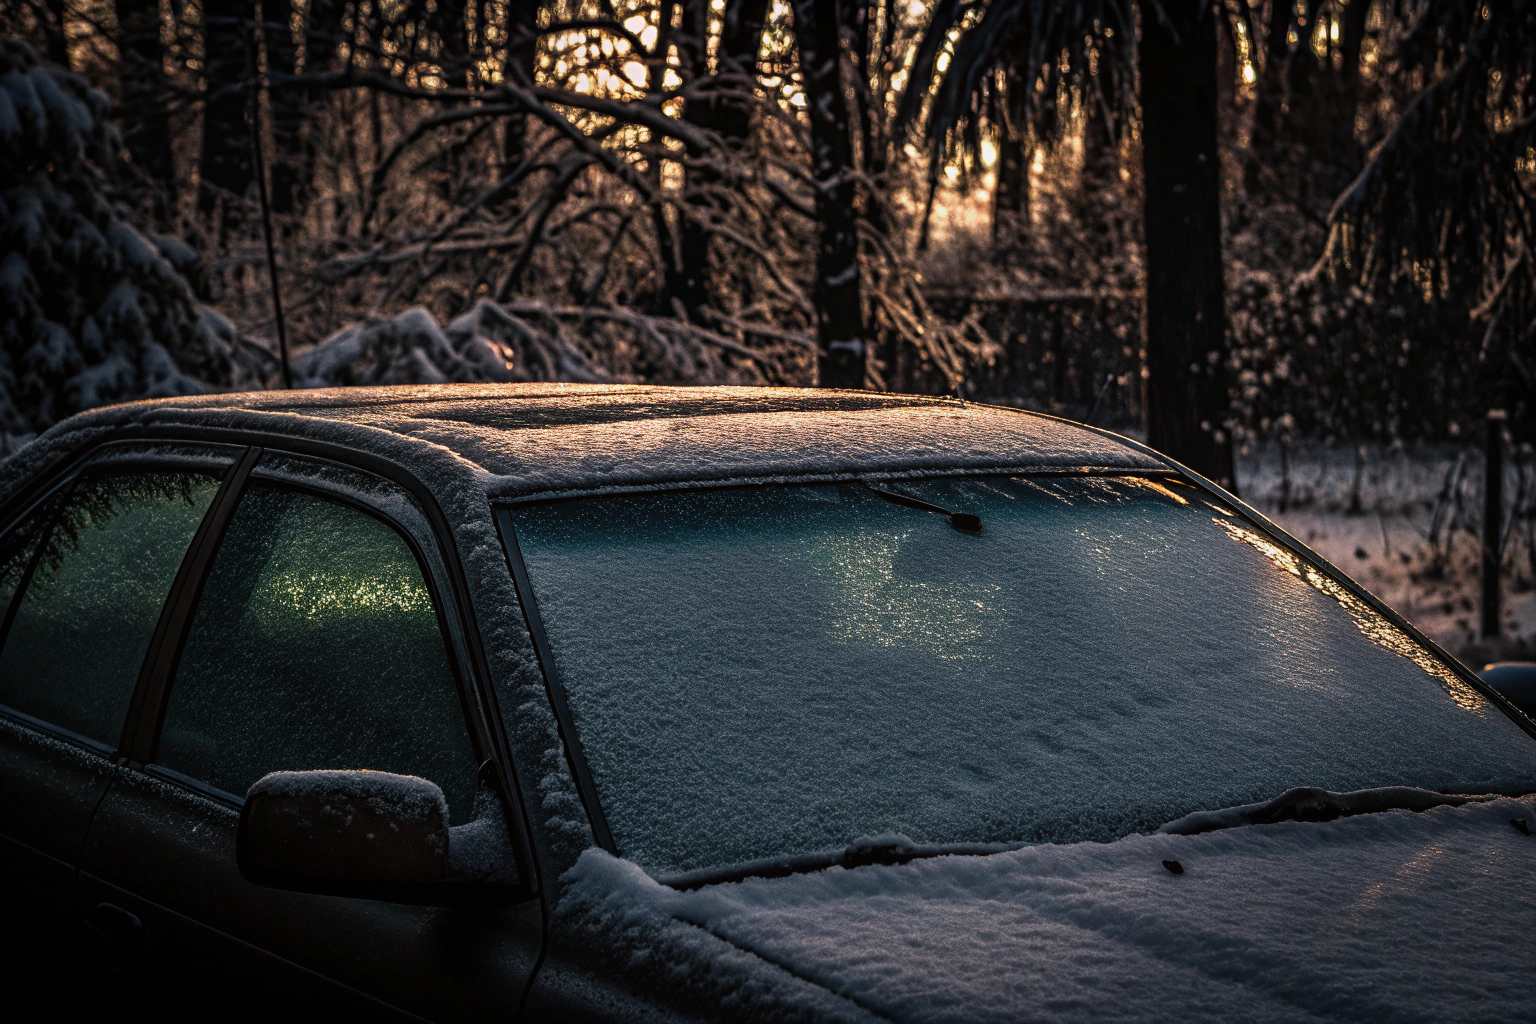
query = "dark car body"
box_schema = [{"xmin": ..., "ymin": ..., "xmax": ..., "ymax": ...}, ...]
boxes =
[{"xmin": 0, "ymin": 384, "xmax": 1530, "ymax": 1022}]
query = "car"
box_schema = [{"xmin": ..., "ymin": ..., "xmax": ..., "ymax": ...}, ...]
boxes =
[
  {"xmin": 0, "ymin": 383, "xmax": 1532, "ymax": 1023},
  {"xmin": 1480, "ymin": 662, "xmax": 1536, "ymax": 718}
]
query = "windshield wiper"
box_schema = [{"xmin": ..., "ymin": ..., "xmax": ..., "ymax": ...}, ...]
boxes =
[
  {"xmin": 664, "ymin": 787, "xmax": 1500, "ymax": 890},
  {"xmin": 863, "ymin": 483, "xmax": 982, "ymax": 533},
  {"xmin": 1157, "ymin": 786, "xmax": 1493, "ymax": 837},
  {"xmin": 661, "ymin": 834, "xmax": 1024, "ymax": 890}
]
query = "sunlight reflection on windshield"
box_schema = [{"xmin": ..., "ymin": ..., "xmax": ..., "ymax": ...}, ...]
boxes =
[
  {"xmin": 808, "ymin": 531, "xmax": 1002, "ymax": 660},
  {"xmin": 1213, "ymin": 518, "xmax": 1486, "ymax": 713}
]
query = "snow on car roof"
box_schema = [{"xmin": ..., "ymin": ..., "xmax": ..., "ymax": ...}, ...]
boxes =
[{"xmin": 2, "ymin": 384, "xmax": 1165, "ymax": 503}]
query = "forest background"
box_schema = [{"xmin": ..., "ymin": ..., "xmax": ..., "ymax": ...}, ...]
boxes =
[{"xmin": 0, "ymin": 0, "xmax": 1533, "ymax": 656}]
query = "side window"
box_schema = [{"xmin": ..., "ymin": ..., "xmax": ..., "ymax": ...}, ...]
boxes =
[
  {"xmin": 0, "ymin": 471, "xmax": 223, "ymax": 745},
  {"xmin": 157, "ymin": 482, "xmax": 479, "ymax": 820}
]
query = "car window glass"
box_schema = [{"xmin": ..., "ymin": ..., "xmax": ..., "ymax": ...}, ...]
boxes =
[
  {"xmin": 0, "ymin": 493, "xmax": 59, "ymax": 618},
  {"xmin": 158, "ymin": 481, "xmax": 478, "ymax": 821},
  {"xmin": 0, "ymin": 471, "xmax": 223, "ymax": 745},
  {"xmin": 509, "ymin": 476, "xmax": 1536, "ymax": 878}
]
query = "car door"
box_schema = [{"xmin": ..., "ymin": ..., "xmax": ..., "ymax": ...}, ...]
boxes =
[
  {"xmin": 73, "ymin": 447, "xmax": 542, "ymax": 1021},
  {"xmin": 0, "ymin": 443, "xmax": 238, "ymax": 996}
]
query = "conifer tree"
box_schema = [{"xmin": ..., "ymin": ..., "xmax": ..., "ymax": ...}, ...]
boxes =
[{"xmin": 0, "ymin": 39, "xmax": 263, "ymax": 435}]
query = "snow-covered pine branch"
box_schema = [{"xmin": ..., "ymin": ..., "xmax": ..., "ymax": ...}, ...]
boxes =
[{"xmin": 0, "ymin": 37, "xmax": 268, "ymax": 438}]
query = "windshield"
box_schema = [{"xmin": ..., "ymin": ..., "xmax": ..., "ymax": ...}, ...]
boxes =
[{"xmin": 507, "ymin": 475, "xmax": 1536, "ymax": 878}]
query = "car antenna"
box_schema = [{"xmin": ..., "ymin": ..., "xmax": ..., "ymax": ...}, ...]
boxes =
[
  {"xmin": 246, "ymin": 15, "xmax": 293, "ymax": 390},
  {"xmin": 862, "ymin": 482, "xmax": 981, "ymax": 533}
]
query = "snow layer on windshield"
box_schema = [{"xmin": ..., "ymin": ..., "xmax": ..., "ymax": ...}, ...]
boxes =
[
  {"xmin": 512, "ymin": 477, "xmax": 1536, "ymax": 876},
  {"xmin": 561, "ymin": 795, "xmax": 1536, "ymax": 1023}
]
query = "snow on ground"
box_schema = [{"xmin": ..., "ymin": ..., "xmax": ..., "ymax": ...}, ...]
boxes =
[
  {"xmin": 562, "ymin": 795, "xmax": 1536, "ymax": 1024},
  {"xmin": 1236, "ymin": 441, "xmax": 1536, "ymax": 663}
]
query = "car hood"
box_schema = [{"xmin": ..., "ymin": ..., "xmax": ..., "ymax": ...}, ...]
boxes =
[{"xmin": 557, "ymin": 794, "xmax": 1536, "ymax": 1023}]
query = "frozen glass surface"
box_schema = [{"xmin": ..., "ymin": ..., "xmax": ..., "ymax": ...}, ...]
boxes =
[
  {"xmin": 0, "ymin": 493, "xmax": 56, "ymax": 621},
  {"xmin": 0, "ymin": 472, "xmax": 221, "ymax": 744},
  {"xmin": 510, "ymin": 476, "xmax": 1536, "ymax": 876},
  {"xmin": 158, "ymin": 482, "xmax": 477, "ymax": 820}
]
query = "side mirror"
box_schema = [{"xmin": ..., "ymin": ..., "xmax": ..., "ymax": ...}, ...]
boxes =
[
  {"xmin": 237, "ymin": 769, "xmax": 520, "ymax": 904},
  {"xmin": 1481, "ymin": 662, "xmax": 1536, "ymax": 719}
]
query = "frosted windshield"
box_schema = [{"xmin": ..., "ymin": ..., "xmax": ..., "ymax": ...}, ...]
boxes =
[{"xmin": 509, "ymin": 476, "xmax": 1536, "ymax": 877}]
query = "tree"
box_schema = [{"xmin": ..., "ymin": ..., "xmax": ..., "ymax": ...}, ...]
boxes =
[
  {"xmin": 0, "ymin": 38, "xmax": 264, "ymax": 434},
  {"xmin": 198, "ymin": 0, "xmax": 255, "ymax": 238},
  {"xmin": 792, "ymin": 0, "xmax": 865, "ymax": 388},
  {"xmin": 675, "ymin": 0, "xmax": 773, "ymax": 323},
  {"xmin": 1323, "ymin": 0, "xmax": 1536, "ymax": 427},
  {"xmin": 264, "ymin": 0, "xmax": 305, "ymax": 215},
  {"xmin": 114, "ymin": 0, "xmax": 173, "ymax": 219},
  {"xmin": 1140, "ymin": 2, "xmax": 1232, "ymax": 486},
  {"xmin": 502, "ymin": 0, "xmax": 540, "ymax": 167},
  {"xmin": 906, "ymin": 0, "xmax": 1236, "ymax": 485}
]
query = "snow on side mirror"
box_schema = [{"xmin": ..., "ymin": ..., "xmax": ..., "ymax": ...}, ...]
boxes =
[{"xmin": 238, "ymin": 770, "xmax": 449, "ymax": 896}]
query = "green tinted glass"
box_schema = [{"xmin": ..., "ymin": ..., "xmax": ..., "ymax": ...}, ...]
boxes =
[
  {"xmin": 158, "ymin": 483, "xmax": 477, "ymax": 820},
  {"xmin": 0, "ymin": 472, "xmax": 221, "ymax": 744}
]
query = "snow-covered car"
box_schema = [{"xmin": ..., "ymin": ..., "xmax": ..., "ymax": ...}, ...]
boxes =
[{"xmin": 1, "ymin": 384, "xmax": 1533, "ymax": 1023}]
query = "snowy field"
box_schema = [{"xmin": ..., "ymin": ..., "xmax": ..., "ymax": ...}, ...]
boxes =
[{"xmin": 1236, "ymin": 442, "xmax": 1536, "ymax": 664}]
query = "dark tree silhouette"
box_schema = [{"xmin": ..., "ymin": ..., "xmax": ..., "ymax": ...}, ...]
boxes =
[
  {"xmin": 904, "ymin": 0, "xmax": 1236, "ymax": 483},
  {"xmin": 793, "ymin": 0, "xmax": 865, "ymax": 388},
  {"xmin": 1324, "ymin": 0, "xmax": 1536, "ymax": 418},
  {"xmin": 1141, "ymin": 2, "xmax": 1233, "ymax": 486},
  {"xmin": 676, "ymin": 0, "xmax": 772, "ymax": 322},
  {"xmin": 0, "ymin": 39, "xmax": 262, "ymax": 432},
  {"xmin": 114, "ymin": 0, "xmax": 173, "ymax": 217},
  {"xmin": 198, "ymin": 0, "xmax": 254, "ymax": 236}
]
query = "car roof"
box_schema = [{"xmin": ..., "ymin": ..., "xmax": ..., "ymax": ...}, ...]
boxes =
[{"xmin": 4, "ymin": 384, "xmax": 1167, "ymax": 503}]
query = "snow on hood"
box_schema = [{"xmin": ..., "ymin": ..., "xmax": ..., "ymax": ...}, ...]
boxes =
[
  {"xmin": 1, "ymin": 384, "xmax": 1161, "ymax": 503},
  {"xmin": 558, "ymin": 795, "xmax": 1536, "ymax": 1023}
]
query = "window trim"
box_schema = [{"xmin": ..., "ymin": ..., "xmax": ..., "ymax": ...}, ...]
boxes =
[
  {"xmin": 122, "ymin": 447, "xmax": 261, "ymax": 761},
  {"xmin": 494, "ymin": 506, "xmax": 616, "ymax": 855},
  {"xmin": 0, "ymin": 700, "xmax": 120, "ymax": 761}
]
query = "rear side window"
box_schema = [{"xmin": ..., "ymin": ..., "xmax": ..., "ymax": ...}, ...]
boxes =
[
  {"xmin": 0, "ymin": 472, "xmax": 222, "ymax": 745},
  {"xmin": 157, "ymin": 482, "xmax": 478, "ymax": 820}
]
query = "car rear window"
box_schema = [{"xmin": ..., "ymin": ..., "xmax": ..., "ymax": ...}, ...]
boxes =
[{"xmin": 507, "ymin": 476, "xmax": 1536, "ymax": 877}]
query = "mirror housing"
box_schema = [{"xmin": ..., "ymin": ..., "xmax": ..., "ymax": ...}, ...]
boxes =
[
  {"xmin": 1481, "ymin": 662, "xmax": 1536, "ymax": 719},
  {"xmin": 238, "ymin": 767, "xmax": 529, "ymax": 905},
  {"xmin": 238, "ymin": 769, "xmax": 452, "ymax": 900}
]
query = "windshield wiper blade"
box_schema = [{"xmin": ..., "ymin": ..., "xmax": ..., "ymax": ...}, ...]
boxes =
[
  {"xmin": 1157, "ymin": 786, "xmax": 1493, "ymax": 837},
  {"xmin": 863, "ymin": 483, "xmax": 982, "ymax": 533},
  {"xmin": 661, "ymin": 835, "xmax": 1024, "ymax": 890}
]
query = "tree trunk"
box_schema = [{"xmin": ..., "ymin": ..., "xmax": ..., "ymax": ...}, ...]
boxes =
[
  {"xmin": 674, "ymin": 0, "xmax": 712, "ymax": 320},
  {"xmin": 114, "ymin": 0, "xmax": 173, "ymax": 218},
  {"xmin": 793, "ymin": 0, "xmax": 864, "ymax": 389},
  {"xmin": 502, "ymin": 0, "xmax": 539, "ymax": 167},
  {"xmin": 199, "ymin": 0, "xmax": 255, "ymax": 238},
  {"xmin": 992, "ymin": 68, "xmax": 1030, "ymax": 243},
  {"xmin": 676, "ymin": 0, "xmax": 772, "ymax": 322},
  {"xmin": 429, "ymin": 0, "xmax": 471, "ymax": 88},
  {"xmin": 1140, "ymin": 0, "xmax": 1234, "ymax": 487},
  {"xmin": 264, "ymin": 0, "xmax": 303, "ymax": 214},
  {"xmin": 39, "ymin": 0, "xmax": 68, "ymax": 67},
  {"xmin": 1246, "ymin": 0, "xmax": 1294, "ymax": 189},
  {"xmin": 305, "ymin": 0, "xmax": 345, "ymax": 73},
  {"xmin": 1335, "ymin": 0, "xmax": 1373, "ymax": 154}
]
